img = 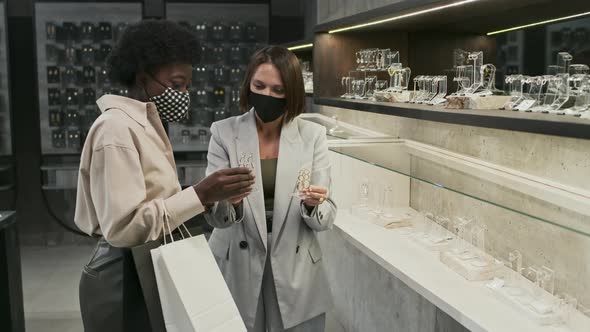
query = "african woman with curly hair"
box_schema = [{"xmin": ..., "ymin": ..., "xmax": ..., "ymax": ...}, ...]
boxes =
[{"xmin": 74, "ymin": 20, "xmax": 254, "ymax": 332}]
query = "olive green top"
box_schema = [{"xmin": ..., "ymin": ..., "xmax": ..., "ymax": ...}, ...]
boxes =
[{"xmin": 261, "ymin": 158, "xmax": 278, "ymax": 212}]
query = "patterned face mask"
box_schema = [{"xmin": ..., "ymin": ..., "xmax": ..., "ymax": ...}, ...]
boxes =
[{"xmin": 148, "ymin": 76, "xmax": 190, "ymax": 122}]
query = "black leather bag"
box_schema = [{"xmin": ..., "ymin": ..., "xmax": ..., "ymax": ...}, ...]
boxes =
[
  {"xmin": 131, "ymin": 239, "xmax": 166, "ymax": 332},
  {"xmin": 79, "ymin": 238, "xmax": 152, "ymax": 332}
]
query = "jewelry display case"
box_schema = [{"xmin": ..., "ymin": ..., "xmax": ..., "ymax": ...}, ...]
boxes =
[
  {"xmin": 327, "ymin": 139, "xmax": 590, "ymax": 331},
  {"xmin": 313, "ymin": 0, "xmax": 590, "ymax": 139},
  {"xmin": 35, "ymin": 2, "xmax": 142, "ymax": 191},
  {"xmin": 35, "ymin": 2, "xmax": 141, "ymax": 156},
  {"xmin": 300, "ymin": 113, "xmax": 394, "ymax": 143}
]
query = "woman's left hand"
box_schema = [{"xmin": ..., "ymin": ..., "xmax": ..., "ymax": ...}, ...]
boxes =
[{"xmin": 300, "ymin": 185, "xmax": 329, "ymax": 208}]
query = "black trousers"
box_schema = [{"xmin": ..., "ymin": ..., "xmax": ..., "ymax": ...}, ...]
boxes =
[{"xmin": 79, "ymin": 238, "xmax": 152, "ymax": 332}]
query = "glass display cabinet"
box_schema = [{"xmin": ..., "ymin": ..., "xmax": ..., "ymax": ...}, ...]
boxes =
[
  {"xmin": 327, "ymin": 140, "xmax": 590, "ymax": 331},
  {"xmin": 313, "ymin": 0, "xmax": 590, "ymax": 140},
  {"xmin": 35, "ymin": 2, "xmax": 142, "ymax": 191},
  {"xmin": 300, "ymin": 113, "xmax": 394, "ymax": 144},
  {"xmin": 35, "ymin": 2, "xmax": 142, "ymax": 157},
  {"xmin": 166, "ymin": 2, "xmax": 268, "ymax": 187},
  {"xmin": 34, "ymin": 2, "xmax": 142, "ymax": 241}
]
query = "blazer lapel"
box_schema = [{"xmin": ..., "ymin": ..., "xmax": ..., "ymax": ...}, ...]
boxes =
[
  {"xmin": 235, "ymin": 110, "xmax": 267, "ymax": 249},
  {"xmin": 272, "ymin": 119, "xmax": 304, "ymax": 246}
]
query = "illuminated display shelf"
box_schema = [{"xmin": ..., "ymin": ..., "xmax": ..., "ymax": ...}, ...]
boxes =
[
  {"xmin": 314, "ymin": 0, "xmax": 590, "ymax": 34},
  {"xmin": 312, "ymin": 0, "xmax": 590, "ymax": 140},
  {"xmin": 282, "ymin": 38, "xmax": 314, "ymax": 51},
  {"xmin": 315, "ymin": 97, "xmax": 590, "ymax": 139}
]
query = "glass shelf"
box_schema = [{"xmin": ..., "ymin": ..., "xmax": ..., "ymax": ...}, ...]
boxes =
[
  {"xmin": 329, "ymin": 140, "xmax": 590, "ymax": 238},
  {"xmin": 300, "ymin": 113, "xmax": 395, "ymax": 142}
]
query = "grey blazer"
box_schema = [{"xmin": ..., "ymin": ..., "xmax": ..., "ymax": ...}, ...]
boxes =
[{"xmin": 204, "ymin": 109, "xmax": 337, "ymax": 330}]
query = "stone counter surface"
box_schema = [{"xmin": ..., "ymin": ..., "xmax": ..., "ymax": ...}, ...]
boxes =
[{"xmin": 319, "ymin": 211, "xmax": 589, "ymax": 332}]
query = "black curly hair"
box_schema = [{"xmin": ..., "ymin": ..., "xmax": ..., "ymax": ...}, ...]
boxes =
[{"xmin": 107, "ymin": 19, "xmax": 200, "ymax": 88}]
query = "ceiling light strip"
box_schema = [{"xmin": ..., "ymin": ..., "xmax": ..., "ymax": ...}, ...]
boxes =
[
  {"xmin": 487, "ymin": 11, "xmax": 590, "ymax": 35},
  {"xmin": 287, "ymin": 43, "xmax": 314, "ymax": 51},
  {"xmin": 328, "ymin": 0, "xmax": 482, "ymax": 34}
]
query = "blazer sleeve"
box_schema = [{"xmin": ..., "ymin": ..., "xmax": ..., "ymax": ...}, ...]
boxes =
[
  {"xmin": 300, "ymin": 127, "xmax": 337, "ymax": 232},
  {"xmin": 203, "ymin": 122, "xmax": 245, "ymax": 229}
]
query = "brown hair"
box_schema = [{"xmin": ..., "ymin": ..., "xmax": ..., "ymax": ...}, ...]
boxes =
[{"xmin": 239, "ymin": 46, "xmax": 305, "ymax": 123}]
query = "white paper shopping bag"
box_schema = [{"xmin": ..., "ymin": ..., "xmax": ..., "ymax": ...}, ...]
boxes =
[
  {"xmin": 151, "ymin": 247, "xmax": 194, "ymax": 332},
  {"xmin": 151, "ymin": 223, "xmax": 246, "ymax": 332}
]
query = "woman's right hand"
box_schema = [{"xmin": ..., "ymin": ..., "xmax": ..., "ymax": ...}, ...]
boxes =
[{"xmin": 193, "ymin": 167, "xmax": 255, "ymax": 206}]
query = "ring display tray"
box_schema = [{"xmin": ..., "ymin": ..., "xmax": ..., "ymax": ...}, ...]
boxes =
[
  {"xmin": 445, "ymin": 95, "xmax": 512, "ymax": 110},
  {"xmin": 440, "ymin": 249, "xmax": 503, "ymax": 281},
  {"xmin": 487, "ymin": 271, "xmax": 565, "ymax": 326},
  {"xmin": 368, "ymin": 207, "xmax": 416, "ymax": 229},
  {"xmin": 493, "ymin": 284, "xmax": 563, "ymax": 326}
]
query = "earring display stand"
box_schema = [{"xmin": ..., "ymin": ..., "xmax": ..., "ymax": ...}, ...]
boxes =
[
  {"xmin": 35, "ymin": 3, "xmax": 141, "ymax": 155},
  {"xmin": 440, "ymin": 249, "xmax": 504, "ymax": 281},
  {"xmin": 488, "ymin": 269, "xmax": 567, "ymax": 326}
]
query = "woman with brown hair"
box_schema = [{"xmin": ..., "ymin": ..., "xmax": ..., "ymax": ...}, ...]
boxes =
[{"xmin": 204, "ymin": 46, "xmax": 337, "ymax": 332}]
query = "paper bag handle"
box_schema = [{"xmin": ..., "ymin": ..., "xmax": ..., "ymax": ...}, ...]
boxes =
[{"xmin": 162, "ymin": 211, "xmax": 193, "ymax": 245}]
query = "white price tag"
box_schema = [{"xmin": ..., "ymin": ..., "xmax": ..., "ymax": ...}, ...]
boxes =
[{"xmin": 515, "ymin": 99, "xmax": 536, "ymax": 111}]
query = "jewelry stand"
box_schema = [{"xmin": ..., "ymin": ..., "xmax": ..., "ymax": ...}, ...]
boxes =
[
  {"xmin": 488, "ymin": 267, "xmax": 563, "ymax": 326},
  {"xmin": 439, "ymin": 222, "xmax": 503, "ymax": 280}
]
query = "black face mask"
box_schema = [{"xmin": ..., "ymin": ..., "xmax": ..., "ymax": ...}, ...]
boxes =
[{"xmin": 249, "ymin": 90, "xmax": 287, "ymax": 123}]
